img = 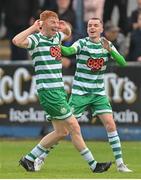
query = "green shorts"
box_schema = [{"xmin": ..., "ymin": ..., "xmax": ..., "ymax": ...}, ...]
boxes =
[
  {"xmin": 38, "ymin": 89, "xmax": 72, "ymax": 121},
  {"xmin": 69, "ymin": 94, "xmax": 112, "ymax": 118}
]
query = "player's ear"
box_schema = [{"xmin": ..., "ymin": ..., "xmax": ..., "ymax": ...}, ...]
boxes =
[
  {"xmin": 39, "ymin": 20, "xmax": 43, "ymax": 29},
  {"xmin": 100, "ymin": 25, "xmax": 104, "ymax": 34}
]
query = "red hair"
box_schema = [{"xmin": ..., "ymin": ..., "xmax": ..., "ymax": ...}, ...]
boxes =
[{"xmin": 40, "ymin": 10, "xmax": 58, "ymax": 21}]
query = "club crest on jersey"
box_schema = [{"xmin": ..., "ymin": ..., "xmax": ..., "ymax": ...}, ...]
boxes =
[
  {"xmin": 87, "ymin": 58, "xmax": 104, "ymax": 71},
  {"xmin": 50, "ymin": 46, "xmax": 61, "ymax": 61},
  {"xmin": 60, "ymin": 107, "xmax": 67, "ymax": 114}
]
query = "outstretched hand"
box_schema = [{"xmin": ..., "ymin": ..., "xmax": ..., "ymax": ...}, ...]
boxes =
[{"xmin": 100, "ymin": 37, "xmax": 111, "ymax": 52}]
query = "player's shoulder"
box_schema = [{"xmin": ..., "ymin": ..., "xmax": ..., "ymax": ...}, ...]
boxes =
[
  {"xmin": 32, "ymin": 32, "xmax": 40, "ymax": 38},
  {"xmin": 76, "ymin": 37, "xmax": 88, "ymax": 46},
  {"xmin": 27, "ymin": 32, "xmax": 40, "ymax": 48},
  {"xmin": 80, "ymin": 37, "xmax": 89, "ymax": 42},
  {"xmin": 29, "ymin": 32, "xmax": 40, "ymax": 43}
]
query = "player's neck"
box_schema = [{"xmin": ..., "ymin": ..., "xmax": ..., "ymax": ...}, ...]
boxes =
[
  {"xmin": 89, "ymin": 37, "xmax": 100, "ymax": 43},
  {"xmin": 40, "ymin": 30, "xmax": 53, "ymax": 38}
]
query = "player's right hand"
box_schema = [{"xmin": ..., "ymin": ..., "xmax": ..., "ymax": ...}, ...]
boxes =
[{"xmin": 33, "ymin": 20, "xmax": 43, "ymax": 32}]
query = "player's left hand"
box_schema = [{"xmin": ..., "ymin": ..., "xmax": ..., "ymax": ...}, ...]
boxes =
[
  {"xmin": 59, "ymin": 20, "xmax": 68, "ymax": 31},
  {"xmin": 59, "ymin": 20, "xmax": 71, "ymax": 40},
  {"xmin": 100, "ymin": 37, "xmax": 111, "ymax": 52}
]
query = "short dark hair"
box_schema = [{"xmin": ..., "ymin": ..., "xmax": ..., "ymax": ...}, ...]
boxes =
[{"xmin": 88, "ymin": 18, "xmax": 103, "ymax": 24}]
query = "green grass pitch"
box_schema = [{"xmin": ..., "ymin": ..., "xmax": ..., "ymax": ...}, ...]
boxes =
[{"xmin": 0, "ymin": 139, "xmax": 141, "ymax": 179}]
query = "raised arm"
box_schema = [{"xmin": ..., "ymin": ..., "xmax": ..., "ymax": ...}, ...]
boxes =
[
  {"xmin": 12, "ymin": 20, "xmax": 42, "ymax": 49},
  {"xmin": 109, "ymin": 50, "xmax": 127, "ymax": 66},
  {"xmin": 101, "ymin": 37, "xmax": 127, "ymax": 66},
  {"xmin": 59, "ymin": 20, "xmax": 72, "ymax": 41}
]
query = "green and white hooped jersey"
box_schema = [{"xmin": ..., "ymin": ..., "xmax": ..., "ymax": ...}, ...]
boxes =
[
  {"xmin": 72, "ymin": 37, "xmax": 118, "ymax": 96},
  {"xmin": 27, "ymin": 32, "xmax": 65, "ymax": 91}
]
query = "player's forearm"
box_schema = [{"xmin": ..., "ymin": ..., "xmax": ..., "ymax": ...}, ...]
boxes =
[
  {"xmin": 59, "ymin": 20, "xmax": 72, "ymax": 40},
  {"xmin": 109, "ymin": 50, "xmax": 127, "ymax": 66},
  {"xmin": 63, "ymin": 25, "xmax": 71, "ymax": 39},
  {"xmin": 61, "ymin": 46, "xmax": 77, "ymax": 56},
  {"xmin": 12, "ymin": 25, "xmax": 37, "ymax": 48}
]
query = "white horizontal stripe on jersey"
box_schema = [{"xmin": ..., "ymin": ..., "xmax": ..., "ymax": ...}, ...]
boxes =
[
  {"xmin": 75, "ymin": 72, "xmax": 104, "ymax": 80},
  {"xmin": 37, "ymin": 82, "xmax": 64, "ymax": 89},
  {"xmin": 33, "ymin": 57, "xmax": 60, "ymax": 66},
  {"xmin": 77, "ymin": 54, "xmax": 90, "ymax": 60},
  {"xmin": 73, "ymin": 80, "xmax": 104, "ymax": 89},
  {"xmin": 33, "ymin": 55, "xmax": 53, "ymax": 61},
  {"xmin": 35, "ymin": 64, "xmax": 62, "ymax": 71},
  {"xmin": 84, "ymin": 48, "xmax": 108, "ymax": 54},
  {"xmin": 35, "ymin": 73, "xmax": 62, "ymax": 80},
  {"xmin": 72, "ymin": 89, "xmax": 106, "ymax": 95},
  {"xmin": 33, "ymin": 46, "xmax": 50, "ymax": 53}
]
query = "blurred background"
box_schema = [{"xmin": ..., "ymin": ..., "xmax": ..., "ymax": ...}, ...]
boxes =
[{"xmin": 0, "ymin": 0, "xmax": 141, "ymax": 140}]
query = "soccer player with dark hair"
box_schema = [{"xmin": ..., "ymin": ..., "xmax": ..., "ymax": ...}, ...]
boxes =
[{"xmin": 35, "ymin": 17, "xmax": 132, "ymax": 173}]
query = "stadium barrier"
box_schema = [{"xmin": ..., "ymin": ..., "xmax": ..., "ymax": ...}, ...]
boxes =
[{"xmin": 0, "ymin": 61, "xmax": 141, "ymax": 140}]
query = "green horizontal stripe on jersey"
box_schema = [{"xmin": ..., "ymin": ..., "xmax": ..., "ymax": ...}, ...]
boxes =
[
  {"xmin": 36, "ymin": 78, "xmax": 63, "ymax": 84},
  {"xmin": 36, "ymin": 69, "xmax": 61, "ymax": 74},
  {"xmin": 87, "ymin": 44, "xmax": 102, "ymax": 49},
  {"xmin": 73, "ymin": 85, "xmax": 105, "ymax": 92},
  {"xmin": 38, "ymin": 42, "xmax": 59, "ymax": 47},
  {"xmin": 38, "ymin": 87, "xmax": 64, "ymax": 92},
  {"xmin": 74, "ymin": 76, "xmax": 104, "ymax": 83},
  {"xmin": 32, "ymin": 51, "xmax": 50, "ymax": 59},
  {"xmin": 76, "ymin": 68, "xmax": 106, "ymax": 75},
  {"xmin": 35, "ymin": 60, "xmax": 61, "ymax": 66}
]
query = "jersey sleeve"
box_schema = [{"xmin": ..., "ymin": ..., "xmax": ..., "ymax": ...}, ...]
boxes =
[
  {"xmin": 58, "ymin": 32, "xmax": 66, "ymax": 42},
  {"xmin": 109, "ymin": 42, "xmax": 119, "ymax": 54},
  {"xmin": 109, "ymin": 42, "xmax": 127, "ymax": 66},
  {"xmin": 27, "ymin": 33, "xmax": 39, "ymax": 50},
  {"xmin": 72, "ymin": 39, "xmax": 84, "ymax": 54}
]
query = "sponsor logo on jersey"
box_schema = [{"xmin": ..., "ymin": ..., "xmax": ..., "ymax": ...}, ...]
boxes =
[
  {"xmin": 50, "ymin": 46, "xmax": 61, "ymax": 61},
  {"xmin": 87, "ymin": 58, "xmax": 104, "ymax": 71}
]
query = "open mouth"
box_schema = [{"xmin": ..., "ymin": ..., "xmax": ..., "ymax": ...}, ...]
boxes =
[
  {"xmin": 51, "ymin": 28, "xmax": 58, "ymax": 33},
  {"xmin": 90, "ymin": 31, "xmax": 96, "ymax": 35}
]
